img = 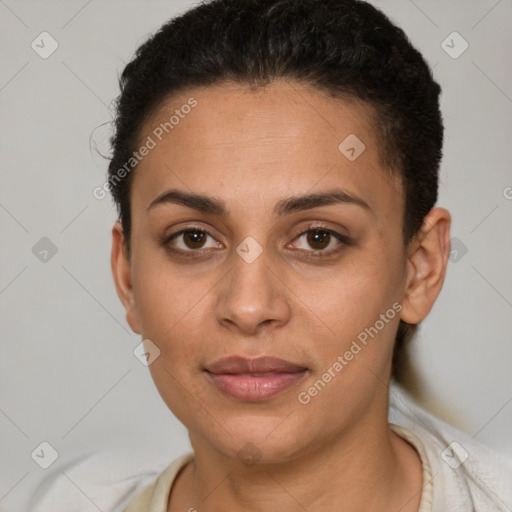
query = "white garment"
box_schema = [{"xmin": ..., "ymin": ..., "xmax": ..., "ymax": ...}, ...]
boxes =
[
  {"xmin": 388, "ymin": 383, "xmax": 512, "ymax": 511},
  {"xmin": 28, "ymin": 382, "xmax": 512, "ymax": 511}
]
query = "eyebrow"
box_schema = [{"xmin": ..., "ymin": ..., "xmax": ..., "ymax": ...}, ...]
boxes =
[
  {"xmin": 147, "ymin": 189, "xmax": 227, "ymax": 215},
  {"xmin": 147, "ymin": 188, "xmax": 370, "ymax": 216},
  {"xmin": 275, "ymin": 189, "xmax": 370, "ymax": 216}
]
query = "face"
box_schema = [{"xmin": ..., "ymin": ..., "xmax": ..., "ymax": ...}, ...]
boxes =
[{"xmin": 112, "ymin": 80, "xmax": 441, "ymax": 465}]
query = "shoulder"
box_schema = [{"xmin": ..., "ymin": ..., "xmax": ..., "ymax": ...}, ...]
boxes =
[
  {"xmin": 123, "ymin": 453, "xmax": 195, "ymax": 512},
  {"xmin": 28, "ymin": 448, "xmax": 178, "ymax": 512},
  {"xmin": 389, "ymin": 381, "xmax": 512, "ymax": 512}
]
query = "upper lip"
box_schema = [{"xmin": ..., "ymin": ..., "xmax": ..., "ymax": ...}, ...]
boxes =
[{"xmin": 205, "ymin": 356, "xmax": 307, "ymax": 374}]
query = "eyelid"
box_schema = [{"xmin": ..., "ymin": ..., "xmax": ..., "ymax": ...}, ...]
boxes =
[
  {"xmin": 163, "ymin": 226, "xmax": 223, "ymax": 252},
  {"xmin": 288, "ymin": 223, "xmax": 351, "ymax": 255},
  {"xmin": 292, "ymin": 222, "xmax": 350, "ymax": 241}
]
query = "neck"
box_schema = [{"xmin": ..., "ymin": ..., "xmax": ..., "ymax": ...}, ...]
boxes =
[{"xmin": 168, "ymin": 399, "xmax": 423, "ymax": 512}]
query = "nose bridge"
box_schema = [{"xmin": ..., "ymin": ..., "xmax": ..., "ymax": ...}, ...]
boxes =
[{"xmin": 216, "ymin": 241, "xmax": 290, "ymax": 333}]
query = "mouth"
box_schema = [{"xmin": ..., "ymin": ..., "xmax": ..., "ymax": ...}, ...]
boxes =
[{"xmin": 204, "ymin": 356, "xmax": 308, "ymax": 402}]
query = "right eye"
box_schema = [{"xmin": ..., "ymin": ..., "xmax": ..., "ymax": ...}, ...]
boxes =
[{"xmin": 165, "ymin": 228, "xmax": 223, "ymax": 253}]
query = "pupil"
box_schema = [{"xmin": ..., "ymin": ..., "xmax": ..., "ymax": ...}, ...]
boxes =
[
  {"xmin": 307, "ymin": 230, "xmax": 330, "ymax": 250},
  {"xmin": 184, "ymin": 231, "xmax": 205, "ymax": 248}
]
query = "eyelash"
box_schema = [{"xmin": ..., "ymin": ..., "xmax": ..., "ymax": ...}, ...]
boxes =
[
  {"xmin": 287, "ymin": 223, "xmax": 351, "ymax": 258},
  {"xmin": 162, "ymin": 223, "xmax": 351, "ymax": 260}
]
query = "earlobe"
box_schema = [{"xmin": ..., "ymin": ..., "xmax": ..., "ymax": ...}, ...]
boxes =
[
  {"xmin": 400, "ymin": 208, "xmax": 451, "ymax": 324},
  {"xmin": 111, "ymin": 222, "xmax": 141, "ymax": 334}
]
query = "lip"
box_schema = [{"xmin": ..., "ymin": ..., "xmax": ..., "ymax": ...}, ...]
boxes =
[{"xmin": 204, "ymin": 356, "xmax": 307, "ymax": 402}]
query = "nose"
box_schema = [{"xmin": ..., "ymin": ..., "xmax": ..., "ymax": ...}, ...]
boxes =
[{"xmin": 215, "ymin": 246, "xmax": 291, "ymax": 335}]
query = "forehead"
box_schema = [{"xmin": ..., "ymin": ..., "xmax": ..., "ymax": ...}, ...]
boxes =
[{"xmin": 130, "ymin": 80, "xmax": 402, "ymax": 220}]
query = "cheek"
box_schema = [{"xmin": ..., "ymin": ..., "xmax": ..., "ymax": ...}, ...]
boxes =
[
  {"xmin": 295, "ymin": 255, "xmax": 401, "ymax": 344},
  {"xmin": 129, "ymin": 234, "xmax": 207, "ymax": 329},
  {"xmin": 132, "ymin": 258, "xmax": 212, "ymax": 420},
  {"xmin": 130, "ymin": 249, "xmax": 223, "ymax": 389}
]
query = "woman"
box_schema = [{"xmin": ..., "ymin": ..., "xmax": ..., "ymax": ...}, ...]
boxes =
[{"xmin": 31, "ymin": 0, "xmax": 512, "ymax": 510}]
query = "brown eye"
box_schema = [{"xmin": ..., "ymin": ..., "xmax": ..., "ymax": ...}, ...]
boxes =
[
  {"xmin": 306, "ymin": 229, "xmax": 331, "ymax": 250},
  {"xmin": 183, "ymin": 230, "xmax": 207, "ymax": 249},
  {"xmin": 165, "ymin": 228, "xmax": 222, "ymax": 254},
  {"xmin": 290, "ymin": 226, "xmax": 349, "ymax": 256}
]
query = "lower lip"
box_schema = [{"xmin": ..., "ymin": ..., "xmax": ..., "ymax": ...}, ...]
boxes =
[{"xmin": 206, "ymin": 371, "xmax": 307, "ymax": 402}]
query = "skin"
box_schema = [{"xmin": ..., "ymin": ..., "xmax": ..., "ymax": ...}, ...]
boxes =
[{"xmin": 111, "ymin": 79, "xmax": 451, "ymax": 511}]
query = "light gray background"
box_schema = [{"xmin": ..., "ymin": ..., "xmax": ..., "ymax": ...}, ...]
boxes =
[{"xmin": 1, "ymin": 0, "xmax": 511, "ymax": 510}]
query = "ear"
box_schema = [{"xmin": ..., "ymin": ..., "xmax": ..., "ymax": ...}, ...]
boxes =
[
  {"xmin": 401, "ymin": 207, "xmax": 451, "ymax": 324},
  {"xmin": 111, "ymin": 222, "xmax": 141, "ymax": 334}
]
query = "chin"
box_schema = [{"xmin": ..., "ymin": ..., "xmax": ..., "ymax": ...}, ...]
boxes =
[{"xmin": 194, "ymin": 411, "xmax": 315, "ymax": 466}]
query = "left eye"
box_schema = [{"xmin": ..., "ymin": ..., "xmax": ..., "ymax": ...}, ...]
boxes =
[
  {"xmin": 291, "ymin": 228, "xmax": 345, "ymax": 252},
  {"xmin": 168, "ymin": 229, "xmax": 222, "ymax": 251}
]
